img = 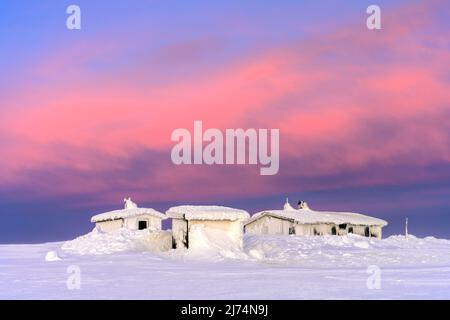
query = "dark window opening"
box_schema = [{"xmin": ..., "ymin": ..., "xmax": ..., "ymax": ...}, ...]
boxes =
[
  {"xmin": 348, "ymin": 227, "xmax": 353, "ymax": 234},
  {"xmin": 289, "ymin": 226, "xmax": 295, "ymax": 235},
  {"xmin": 172, "ymin": 238, "xmax": 177, "ymax": 249},
  {"xmin": 364, "ymin": 226, "xmax": 370, "ymax": 237},
  {"xmin": 331, "ymin": 226, "xmax": 337, "ymax": 235},
  {"xmin": 339, "ymin": 224, "xmax": 347, "ymax": 229},
  {"xmin": 138, "ymin": 220, "xmax": 148, "ymax": 230}
]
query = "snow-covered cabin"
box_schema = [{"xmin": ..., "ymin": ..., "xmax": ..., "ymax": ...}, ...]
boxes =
[
  {"xmin": 166, "ymin": 205, "xmax": 250, "ymax": 249},
  {"xmin": 244, "ymin": 199, "xmax": 388, "ymax": 239},
  {"xmin": 91, "ymin": 198, "xmax": 167, "ymax": 232}
]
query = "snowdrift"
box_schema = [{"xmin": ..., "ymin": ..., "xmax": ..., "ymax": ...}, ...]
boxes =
[
  {"xmin": 245, "ymin": 234, "xmax": 450, "ymax": 267},
  {"xmin": 183, "ymin": 224, "xmax": 248, "ymax": 260},
  {"xmin": 62, "ymin": 228, "xmax": 172, "ymax": 255},
  {"xmin": 61, "ymin": 226, "xmax": 450, "ymax": 269}
]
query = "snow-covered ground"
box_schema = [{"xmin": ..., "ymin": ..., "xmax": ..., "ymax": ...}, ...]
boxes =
[{"xmin": 1, "ymin": 231, "xmax": 450, "ymax": 299}]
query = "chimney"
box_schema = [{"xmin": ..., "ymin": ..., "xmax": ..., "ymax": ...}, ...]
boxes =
[
  {"xmin": 298, "ymin": 201, "xmax": 310, "ymax": 210},
  {"xmin": 283, "ymin": 198, "xmax": 294, "ymax": 210}
]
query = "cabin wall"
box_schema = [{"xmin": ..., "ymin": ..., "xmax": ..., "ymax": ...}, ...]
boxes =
[
  {"xmin": 245, "ymin": 216, "xmax": 384, "ymax": 239},
  {"xmin": 349, "ymin": 225, "xmax": 382, "ymax": 238},
  {"xmin": 315, "ymin": 224, "xmax": 333, "ymax": 235},
  {"xmin": 294, "ymin": 224, "xmax": 312, "ymax": 236},
  {"xmin": 370, "ymin": 226, "xmax": 382, "ymax": 239},
  {"xmin": 245, "ymin": 216, "xmax": 293, "ymax": 235},
  {"xmin": 96, "ymin": 219, "xmax": 123, "ymax": 232},
  {"xmin": 123, "ymin": 214, "xmax": 162, "ymax": 231},
  {"xmin": 95, "ymin": 214, "xmax": 163, "ymax": 233},
  {"xmin": 352, "ymin": 225, "xmax": 367, "ymax": 237},
  {"xmin": 244, "ymin": 216, "xmax": 269, "ymax": 234},
  {"xmin": 295, "ymin": 223, "xmax": 335, "ymax": 236},
  {"xmin": 189, "ymin": 220, "xmax": 239, "ymax": 234}
]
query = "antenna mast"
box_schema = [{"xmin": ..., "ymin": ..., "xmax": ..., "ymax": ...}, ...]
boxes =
[{"xmin": 405, "ymin": 217, "xmax": 408, "ymax": 238}]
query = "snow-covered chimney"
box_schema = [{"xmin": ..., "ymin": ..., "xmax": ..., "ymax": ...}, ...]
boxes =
[
  {"xmin": 124, "ymin": 197, "xmax": 138, "ymax": 209},
  {"xmin": 283, "ymin": 198, "xmax": 294, "ymax": 210},
  {"xmin": 298, "ymin": 201, "xmax": 310, "ymax": 210}
]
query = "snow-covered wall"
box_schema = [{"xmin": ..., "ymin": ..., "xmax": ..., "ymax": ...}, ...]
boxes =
[
  {"xmin": 95, "ymin": 214, "xmax": 163, "ymax": 233},
  {"xmin": 167, "ymin": 205, "xmax": 249, "ymax": 250},
  {"xmin": 295, "ymin": 223, "xmax": 332, "ymax": 236},
  {"xmin": 171, "ymin": 218, "xmax": 245, "ymax": 249},
  {"xmin": 96, "ymin": 219, "xmax": 124, "ymax": 232},
  {"xmin": 245, "ymin": 215, "xmax": 293, "ymax": 235},
  {"xmin": 245, "ymin": 215, "xmax": 384, "ymax": 239},
  {"xmin": 188, "ymin": 220, "xmax": 245, "ymax": 250},
  {"xmin": 172, "ymin": 218, "xmax": 188, "ymax": 248},
  {"xmin": 123, "ymin": 214, "xmax": 162, "ymax": 231}
]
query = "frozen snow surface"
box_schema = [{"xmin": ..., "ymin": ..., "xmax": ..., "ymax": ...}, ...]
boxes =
[{"xmin": 1, "ymin": 233, "xmax": 450, "ymax": 299}]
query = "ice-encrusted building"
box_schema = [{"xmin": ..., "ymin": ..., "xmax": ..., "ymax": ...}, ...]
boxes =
[
  {"xmin": 244, "ymin": 199, "xmax": 388, "ymax": 239},
  {"xmin": 91, "ymin": 198, "xmax": 167, "ymax": 233},
  {"xmin": 166, "ymin": 205, "xmax": 250, "ymax": 249}
]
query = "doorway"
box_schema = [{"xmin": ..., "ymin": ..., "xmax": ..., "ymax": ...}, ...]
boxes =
[{"xmin": 289, "ymin": 226, "xmax": 296, "ymax": 235}]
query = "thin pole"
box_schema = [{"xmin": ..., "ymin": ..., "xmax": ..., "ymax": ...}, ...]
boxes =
[{"xmin": 405, "ymin": 217, "xmax": 408, "ymax": 238}]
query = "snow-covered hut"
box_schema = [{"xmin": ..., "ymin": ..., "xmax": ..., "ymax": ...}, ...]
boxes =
[
  {"xmin": 166, "ymin": 205, "xmax": 250, "ymax": 249},
  {"xmin": 91, "ymin": 198, "xmax": 167, "ymax": 232},
  {"xmin": 244, "ymin": 199, "xmax": 388, "ymax": 239}
]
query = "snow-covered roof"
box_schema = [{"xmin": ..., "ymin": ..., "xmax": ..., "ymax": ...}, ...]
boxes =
[
  {"xmin": 166, "ymin": 205, "xmax": 250, "ymax": 221},
  {"xmin": 245, "ymin": 202, "xmax": 387, "ymax": 227},
  {"xmin": 91, "ymin": 208, "xmax": 167, "ymax": 223},
  {"xmin": 91, "ymin": 199, "xmax": 166, "ymax": 223}
]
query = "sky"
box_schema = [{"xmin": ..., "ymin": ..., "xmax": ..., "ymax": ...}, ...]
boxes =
[{"xmin": 0, "ymin": 0, "xmax": 449, "ymax": 243}]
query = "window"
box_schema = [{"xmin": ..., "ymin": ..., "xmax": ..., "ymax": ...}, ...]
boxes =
[
  {"xmin": 348, "ymin": 227, "xmax": 353, "ymax": 234},
  {"xmin": 289, "ymin": 226, "xmax": 295, "ymax": 235},
  {"xmin": 339, "ymin": 224, "xmax": 347, "ymax": 229},
  {"xmin": 138, "ymin": 220, "xmax": 148, "ymax": 230},
  {"xmin": 365, "ymin": 226, "xmax": 370, "ymax": 237}
]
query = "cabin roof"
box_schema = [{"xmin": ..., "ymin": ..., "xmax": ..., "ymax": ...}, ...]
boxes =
[
  {"xmin": 166, "ymin": 205, "xmax": 250, "ymax": 221},
  {"xmin": 245, "ymin": 207, "xmax": 388, "ymax": 227},
  {"xmin": 91, "ymin": 207, "xmax": 166, "ymax": 223}
]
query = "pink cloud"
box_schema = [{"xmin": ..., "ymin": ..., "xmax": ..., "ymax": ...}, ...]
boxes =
[{"xmin": 1, "ymin": 0, "xmax": 449, "ymax": 203}]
